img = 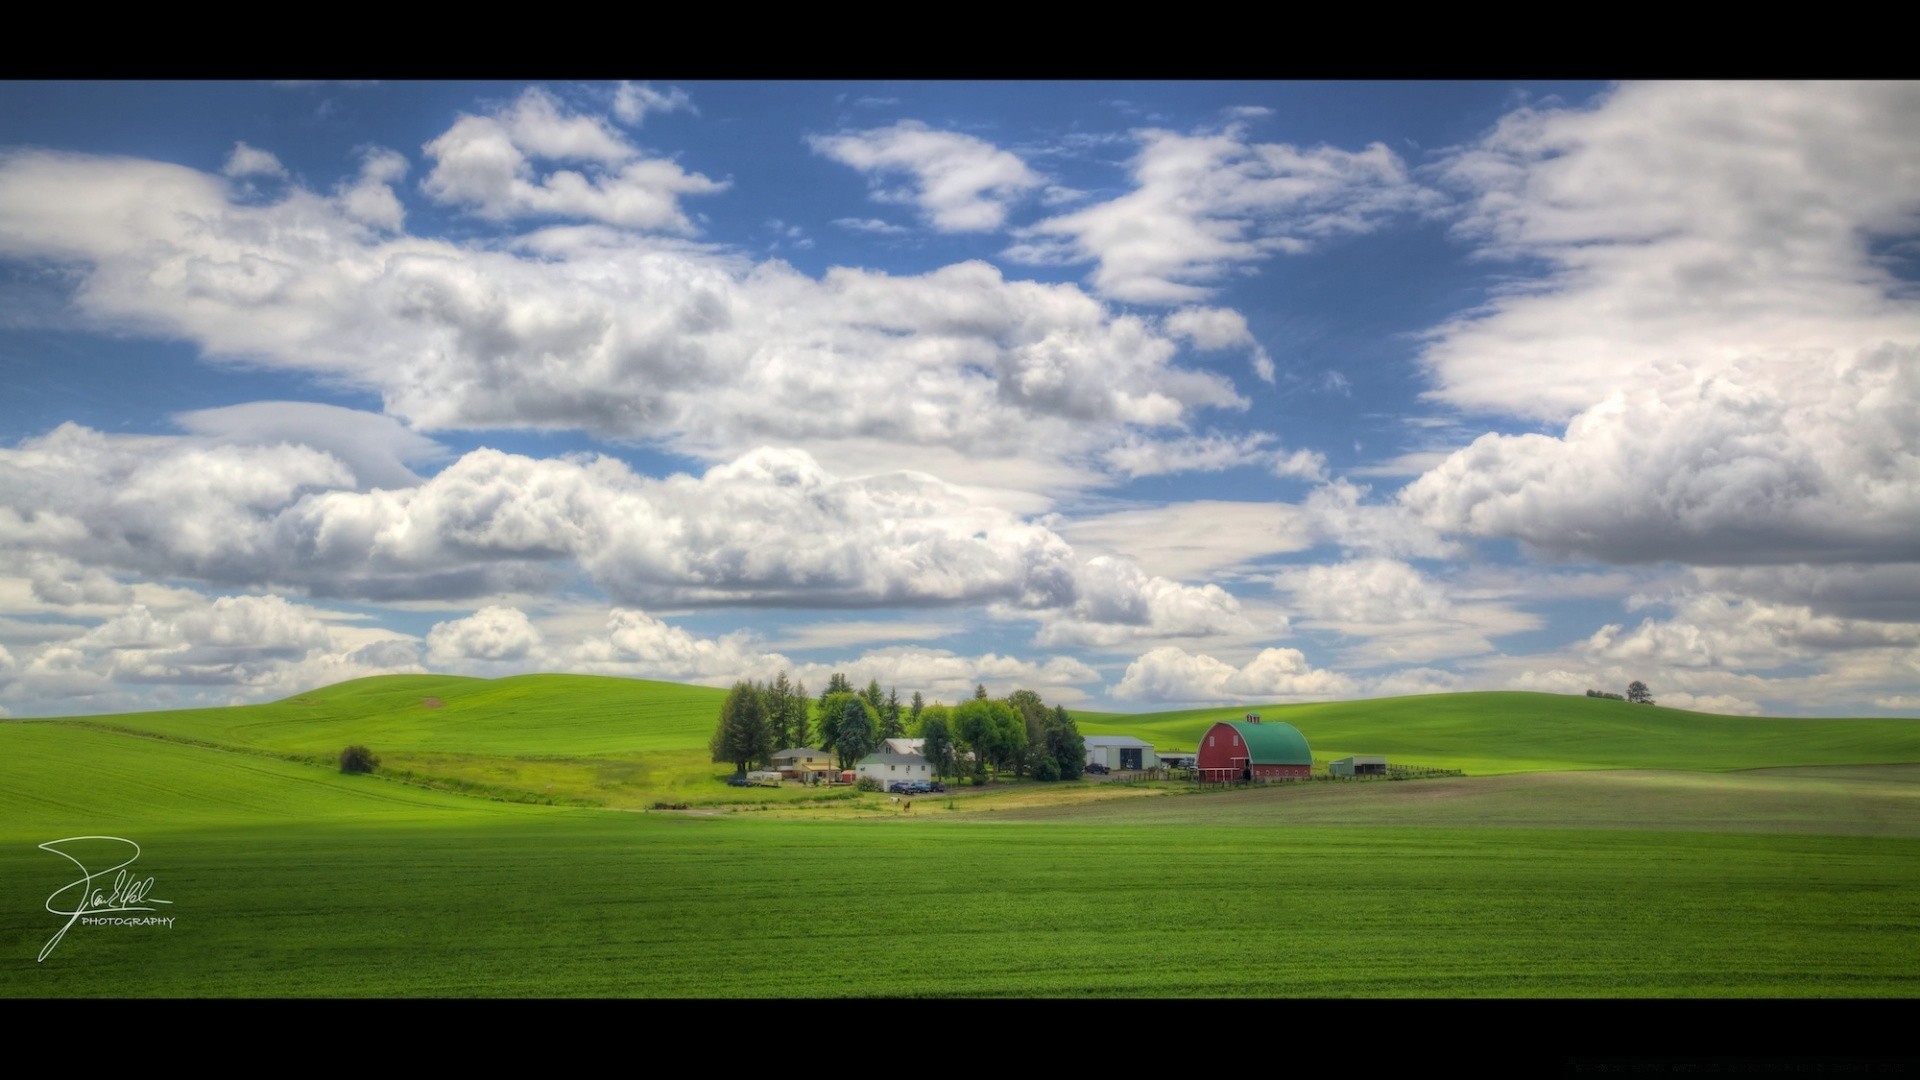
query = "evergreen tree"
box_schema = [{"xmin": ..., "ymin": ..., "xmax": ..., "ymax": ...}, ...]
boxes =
[
  {"xmin": 765, "ymin": 671, "xmax": 794, "ymax": 751},
  {"xmin": 909, "ymin": 690, "xmax": 925, "ymax": 727},
  {"xmin": 881, "ymin": 686, "xmax": 904, "ymax": 740},
  {"xmin": 709, "ymin": 680, "xmax": 773, "ymax": 775},
  {"xmin": 1044, "ymin": 704, "xmax": 1086, "ymax": 781},
  {"xmin": 863, "ymin": 678, "xmax": 884, "ymax": 711},
  {"xmin": 791, "ymin": 679, "xmax": 811, "ymax": 748},
  {"xmin": 835, "ymin": 697, "xmax": 877, "ymax": 771},
  {"xmin": 974, "ymin": 683, "xmax": 989, "ymax": 701}
]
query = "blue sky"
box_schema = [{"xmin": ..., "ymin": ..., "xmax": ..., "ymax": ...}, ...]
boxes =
[{"xmin": 1, "ymin": 79, "xmax": 1916, "ymax": 718}]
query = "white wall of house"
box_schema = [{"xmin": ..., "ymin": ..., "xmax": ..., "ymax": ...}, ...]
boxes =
[{"xmin": 854, "ymin": 758, "xmax": 933, "ymax": 785}]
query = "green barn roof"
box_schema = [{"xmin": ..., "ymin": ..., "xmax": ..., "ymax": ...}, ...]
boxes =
[{"xmin": 1218, "ymin": 720, "xmax": 1312, "ymax": 765}]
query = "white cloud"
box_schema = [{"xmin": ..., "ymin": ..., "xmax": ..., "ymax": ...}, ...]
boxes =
[
  {"xmin": 1269, "ymin": 557, "xmax": 1540, "ymax": 666},
  {"xmin": 809, "ymin": 121, "xmax": 1042, "ymax": 232},
  {"xmin": 1007, "ymin": 125, "xmax": 1435, "ymax": 304},
  {"xmin": 1404, "ymin": 346, "xmax": 1920, "ymax": 565},
  {"xmin": 421, "ymin": 87, "xmax": 726, "ymax": 231},
  {"xmin": 173, "ymin": 401, "xmax": 445, "ymax": 490},
  {"xmin": 1583, "ymin": 592, "xmax": 1920, "ymax": 671},
  {"xmin": 0, "ymin": 592, "xmax": 423, "ymax": 714},
  {"xmin": 1305, "ymin": 480, "xmax": 1458, "ymax": 560},
  {"xmin": 833, "ymin": 217, "xmax": 908, "ymax": 234},
  {"xmin": 1055, "ymin": 501, "xmax": 1316, "ymax": 581},
  {"xmin": 0, "ymin": 150, "xmax": 1245, "ymax": 480},
  {"xmin": 611, "ymin": 82, "xmax": 695, "ymax": 125},
  {"xmin": 334, "ymin": 146, "xmax": 409, "ymax": 231},
  {"xmin": 1406, "ymin": 83, "xmax": 1920, "ymax": 569},
  {"xmin": 0, "ymin": 427, "xmax": 1251, "ymax": 656},
  {"xmin": 1111, "ymin": 644, "xmax": 1355, "ymax": 703},
  {"xmin": 1163, "ymin": 306, "xmax": 1275, "ymax": 384},
  {"xmin": 426, "ymin": 605, "xmax": 543, "ymax": 666},
  {"xmin": 222, "ymin": 142, "xmax": 286, "ymax": 179},
  {"xmin": 1028, "ymin": 555, "xmax": 1257, "ymax": 649}
]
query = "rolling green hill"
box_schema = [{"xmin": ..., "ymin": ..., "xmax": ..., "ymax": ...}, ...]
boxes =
[
  {"xmin": 1076, "ymin": 692, "xmax": 1920, "ymax": 774},
  {"xmin": 55, "ymin": 673, "xmax": 728, "ymax": 757}
]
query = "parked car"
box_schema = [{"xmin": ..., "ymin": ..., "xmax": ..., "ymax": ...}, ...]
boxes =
[
  {"xmin": 904, "ymin": 780, "xmax": 936, "ymax": 794},
  {"xmin": 887, "ymin": 781, "xmax": 914, "ymax": 794},
  {"xmin": 724, "ymin": 774, "xmax": 753, "ymax": 787},
  {"xmin": 1085, "ymin": 762, "xmax": 1110, "ymax": 774},
  {"xmin": 927, "ymin": 781, "xmax": 946, "ymax": 793}
]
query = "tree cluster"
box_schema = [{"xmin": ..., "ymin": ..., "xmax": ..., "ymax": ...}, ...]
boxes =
[
  {"xmin": 707, "ymin": 671, "xmax": 1087, "ymax": 784},
  {"xmin": 1585, "ymin": 682, "xmax": 1655, "ymax": 705}
]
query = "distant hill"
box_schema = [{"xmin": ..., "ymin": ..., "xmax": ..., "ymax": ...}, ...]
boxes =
[{"xmin": 1076, "ymin": 691, "xmax": 1920, "ymax": 775}]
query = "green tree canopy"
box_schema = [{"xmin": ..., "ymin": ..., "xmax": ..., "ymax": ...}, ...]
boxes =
[
  {"xmin": 709, "ymin": 680, "xmax": 773, "ymax": 774},
  {"xmin": 918, "ymin": 715, "xmax": 955, "ymax": 780},
  {"xmin": 834, "ymin": 697, "xmax": 877, "ymax": 771}
]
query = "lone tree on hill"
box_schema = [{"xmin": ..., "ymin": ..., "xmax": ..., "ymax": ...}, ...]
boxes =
[
  {"xmin": 1627, "ymin": 680, "xmax": 1656, "ymax": 705},
  {"xmin": 339, "ymin": 745, "xmax": 379, "ymax": 774}
]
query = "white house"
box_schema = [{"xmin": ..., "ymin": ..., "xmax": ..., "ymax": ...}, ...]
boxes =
[{"xmin": 854, "ymin": 752, "xmax": 934, "ymax": 786}]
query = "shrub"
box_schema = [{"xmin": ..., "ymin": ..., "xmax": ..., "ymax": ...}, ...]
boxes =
[
  {"xmin": 339, "ymin": 745, "xmax": 380, "ymax": 774},
  {"xmin": 854, "ymin": 776, "xmax": 882, "ymax": 792}
]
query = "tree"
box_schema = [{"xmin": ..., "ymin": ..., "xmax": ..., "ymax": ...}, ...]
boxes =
[
  {"xmin": 1627, "ymin": 681, "xmax": 1655, "ymax": 706},
  {"xmin": 819, "ymin": 691, "xmax": 879, "ymax": 768},
  {"xmin": 974, "ymin": 683, "xmax": 989, "ymax": 701},
  {"xmin": 881, "ymin": 687, "xmax": 904, "ymax": 740},
  {"xmin": 709, "ymin": 680, "xmax": 773, "ymax": 775},
  {"xmin": 819, "ymin": 673, "xmax": 853, "ymax": 715},
  {"xmin": 919, "ymin": 715, "xmax": 955, "ymax": 781},
  {"xmin": 791, "ymin": 679, "xmax": 811, "ymax": 748},
  {"xmin": 909, "ymin": 690, "xmax": 925, "ymax": 730},
  {"xmin": 834, "ymin": 697, "xmax": 876, "ymax": 771},
  {"xmin": 764, "ymin": 671, "xmax": 795, "ymax": 751},
  {"xmin": 863, "ymin": 678, "xmax": 884, "ymax": 712},
  {"xmin": 1006, "ymin": 689, "xmax": 1049, "ymax": 777},
  {"xmin": 1043, "ymin": 705, "xmax": 1086, "ymax": 781},
  {"xmin": 339, "ymin": 745, "xmax": 380, "ymax": 774},
  {"xmin": 953, "ymin": 698, "xmax": 1024, "ymax": 781}
]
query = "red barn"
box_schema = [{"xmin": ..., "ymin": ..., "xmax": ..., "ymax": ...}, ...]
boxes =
[{"xmin": 1196, "ymin": 713, "xmax": 1312, "ymax": 784}]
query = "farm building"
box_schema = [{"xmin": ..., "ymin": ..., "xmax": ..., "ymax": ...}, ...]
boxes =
[
  {"xmin": 772, "ymin": 747, "xmax": 836, "ymax": 779},
  {"xmin": 854, "ymin": 752, "xmax": 935, "ymax": 786},
  {"xmin": 1330, "ymin": 755, "xmax": 1386, "ymax": 777},
  {"xmin": 1084, "ymin": 735, "xmax": 1159, "ymax": 772},
  {"xmin": 1159, "ymin": 751, "xmax": 1197, "ymax": 770},
  {"xmin": 1195, "ymin": 714, "xmax": 1312, "ymax": 783}
]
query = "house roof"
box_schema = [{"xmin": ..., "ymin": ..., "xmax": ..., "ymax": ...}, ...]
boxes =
[
  {"xmin": 855, "ymin": 753, "xmax": 931, "ymax": 767},
  {"xmin": 1215, "ymin": 721, "xmax": 1312, "ymax": 765},
  {"xmin": 1083, "ymin": 735, "xmax": 1155, "ymax": 748}
]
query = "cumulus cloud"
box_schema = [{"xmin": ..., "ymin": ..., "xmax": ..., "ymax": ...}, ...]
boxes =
[
  {"xmin": 809, "ymin": 121, "xmax": 1042, "ymax": 232},
  {"xmin": 1404, "ymin": 346, "xmax": 1920, "ymax": 565},
  {"xmin": 1407, "ymin": 83, "xmax": 1920, "ymax": 568},
  {"xmin": 1269, "ymin": 557, "xmax": 1539, "ymax": 666},
  {"xmin": 1583, "ymin": 592, "xmax": 1920, "ymax": 671},
  {"xmin": 334, "ymin": 146, "xmax": 409, "ymax": 231},
  {"xmin": 426, "ymin": 605, "xmax": 543, "ymax": 666},
  {"xmin": 174, "ymin": 401, "xmax": 446, "ymax": 490},
  {"xmin": 0, "ymin": 149, "xmax": 1244, "ymax": 482},
  {"xmin": 1111, "ymin": 644, "xmax": 1355, "ymax": 703},
  {"xmin": 1163, "ymin": 306, "xmax": 1274, "ymax": 383},
  {"xmin": 222, "ymin": 142, "xmax": 286, "ymax": 179},
  {"xmin": 0, "ymin": 427, "xmax": 1248, "ymax": 653},
  {"xmin": 0, "ymin": 592, "xmax": 422, "ymax": 713},
  {"xmin": 421, "ymin": 87, "xmax": 726, "ymax": 231},
  {"xmin": 1028, "ymin": 556, "xmax": 1257, "ymax": 649},
  {"xmin": 1007, "ymin": 125, "xmax": 1435, "ymax": 304},
  {"xmin": 611, "ymin": 82, "xmax": 694, "ymax": 125}
]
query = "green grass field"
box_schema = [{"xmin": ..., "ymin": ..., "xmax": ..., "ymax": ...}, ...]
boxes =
[{"xmin": 5, "ymin": 676, "xmax": 1919, "ymax": 998}]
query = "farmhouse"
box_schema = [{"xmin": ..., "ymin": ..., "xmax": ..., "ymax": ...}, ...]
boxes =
[
  {"xmin": 773, "ymin": 747, "xmax": 836, "ymax": 779},
  {"xmin": 1084, "ymin": 735, "xmax": 1158, "ymax": 772},
  {"xmin": 1196, "ymin": 713, "xmax": 1312, "ymax": 783},
  {"xmin": 880, "ymin": 737, "xmax": 923, "ymax": 756},
  {"xmin": 1330, "ymin": 755, "xmax": 1386, "ymax": 777},
  {"xmin": 854, "ymin": 752, "xmax": 934, "ymax": 786}
]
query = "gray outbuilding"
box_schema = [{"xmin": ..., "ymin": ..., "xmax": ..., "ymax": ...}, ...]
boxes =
[
  {"xmin": 1084, "ymin": 735, "xmax": 1159, "ymax": 771},
  {"xmin": 1329, "ymin": 755, "xmax": 1387, "ymax": 777}
]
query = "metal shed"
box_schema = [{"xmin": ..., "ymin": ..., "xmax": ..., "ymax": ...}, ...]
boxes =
[
  {"xmin": 1083, "ymin": 735, "xmax": 1159, "ymax": 771},
  {"xmin": 1330, "ymin": 755, "xmax": 1387, "ymax": 777}
]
